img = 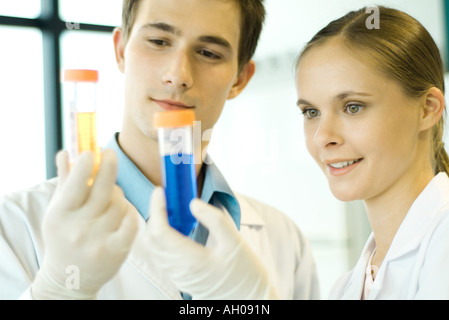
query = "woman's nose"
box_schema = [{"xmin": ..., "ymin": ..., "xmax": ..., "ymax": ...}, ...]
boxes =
[{"xmin": 313, "ymin": 116, "xmax": 343, "ymax": 148}]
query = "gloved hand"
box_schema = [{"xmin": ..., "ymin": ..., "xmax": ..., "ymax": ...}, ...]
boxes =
[
  {"xmin": 31, "ymin": 150, "xmax": 139, "ymax": 300},
  {"xmin": 146, "ymin": 187, "xmax": 279, "ymax": 300}
]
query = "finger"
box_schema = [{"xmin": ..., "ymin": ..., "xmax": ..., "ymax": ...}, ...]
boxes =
[
  {"xmin": 87, "ymin": 149, "xmax": 118, "ymax": 213},
  {"xmin": 55, "ymin": 150, "xmax": 70, "ymax": 187},
  {"xmin": 59, "ymin": 151, "xmax": 95, "ymax": 210},
  {"xmin": 189, "ymin": 199, "xmax": 239, "ymax": 245},
  {"xmin": 148, "ymin": 187, "xmax": 169, "ymax": 230},
  {"xmin": 106, "ymin": 204, "xmax": 139, "ymax": 257},
  {"xmin": 147, "ymin": 187, "xmax": 198, "ymax": 250},
  {"xmin": 97, "ymin": 186, "xmax": 129, "ymax": 231}
]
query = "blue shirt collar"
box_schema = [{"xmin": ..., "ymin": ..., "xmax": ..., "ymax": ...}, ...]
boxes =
[{"xmin": 105, "ymin": 133, "xmax": 241, "ymax": 229}]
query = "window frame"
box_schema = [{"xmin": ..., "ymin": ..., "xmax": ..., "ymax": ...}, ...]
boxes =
[{"xmin": 0, "ymin": 0, "xmax": 114, "ymax": 178}]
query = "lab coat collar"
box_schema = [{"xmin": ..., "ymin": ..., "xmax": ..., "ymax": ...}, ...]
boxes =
[
  {"xmin": 105, "ymin": 133, "xmax": 154, "ymax": 220},
  {"xmin": 383, "ymin": 172, "xmax": 449, "ymax": 262},
  {"xmin": 235, "ymin": 194, "xmax": 266, "ymax": 227},
  {"xmin": 202, "ymin": 156, "xmax": 241, "ymax": 229},
  {"xmin": 341, "ymin": 173, "xmax": 449, "ymax": 299}
]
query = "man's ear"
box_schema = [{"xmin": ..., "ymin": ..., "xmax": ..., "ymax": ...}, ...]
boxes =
[
  {"xmin": 227, "ymin": 60, "xmax": 256, "ymax": 100},
  {"xmin": 419, "ymin": 87, "xmax": 445, "ymax": 132},
  {"xmin": 113, "ymin": 27, "xmax": 126, "ymax": 73}
]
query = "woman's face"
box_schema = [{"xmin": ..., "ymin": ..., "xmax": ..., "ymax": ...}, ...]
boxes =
[{"xmin": 295, "ymin": 40, "xmax": 425, "ymax": 202}]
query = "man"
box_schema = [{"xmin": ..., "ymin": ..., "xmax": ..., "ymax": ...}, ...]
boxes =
[{"xmin": 0, "ymin": 0, "xmax": 319, "ymax": 299}]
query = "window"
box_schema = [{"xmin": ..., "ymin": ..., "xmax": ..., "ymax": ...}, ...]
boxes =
[
  {"xmin": 0, "ymin": 26, "xmax": 46, "ymax": 195},
  {"xmin": 0, "ymin": 1, "xmax": 40, "ymax": 19},
  {"xmin": 0, "ymin": 1, "xmax": 119, "ymax": 185},
  {"xmin": 59, "ymin": 0, "xmax": 122, "ymax": 26}
]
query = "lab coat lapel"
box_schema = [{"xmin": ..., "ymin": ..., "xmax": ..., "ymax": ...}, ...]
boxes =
[
  {"xmin": 364, "ymin": 173, "xmax": 449, "ymax": 300},
  {"xmin": 126, "ymin": 217, "xmax": 182, "ymax": 300},
  {"xmin": 379, "ymin": 173, "xmax": 449, "ymax": 262}
]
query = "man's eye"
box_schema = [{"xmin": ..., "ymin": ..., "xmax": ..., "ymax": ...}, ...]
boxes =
[
  {"xmin": 148, "ymin": 39, "xmax": 168, "ymax": 46},
  {"xmin": 198, "ymin": 49, "xmax": 221, "ymax": 60}
]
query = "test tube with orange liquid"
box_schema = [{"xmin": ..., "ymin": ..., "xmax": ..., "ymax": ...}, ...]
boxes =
[{"xmin": 63, "ymin": 69, "xmax": 101, "ymax": 173}]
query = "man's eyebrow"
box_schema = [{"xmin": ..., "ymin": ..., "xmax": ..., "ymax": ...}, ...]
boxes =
[
  {"xmin": 140, "ymin": 22, "xmax": 179, "ymax": 35},
  {"xmin": 199, "ymin": 36, "xmax": 233, "ymax": 51}
]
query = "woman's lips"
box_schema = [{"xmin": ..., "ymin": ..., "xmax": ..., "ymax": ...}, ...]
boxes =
[{"xmin": 326, "ymin": 158, "xmax": 364, "ymax": 176}]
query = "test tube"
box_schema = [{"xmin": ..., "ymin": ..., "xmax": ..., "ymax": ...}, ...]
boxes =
[
  {"xmin": 62, "ymin": 69, "xmax": 100, "ymax": 167},
  {"xmin": 153, "ymin": 110, "xmax": 198, "ymax": 236}
]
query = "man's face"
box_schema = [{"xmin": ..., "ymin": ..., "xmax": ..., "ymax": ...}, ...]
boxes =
[{"xmin": 115, "ymin": 0, "xmax": 253, "ymax": 144}]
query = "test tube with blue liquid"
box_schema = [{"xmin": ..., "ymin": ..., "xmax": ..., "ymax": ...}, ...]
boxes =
[{"xmin": 154, "ymin": 110, "xmax": 198, "ymax": 236}]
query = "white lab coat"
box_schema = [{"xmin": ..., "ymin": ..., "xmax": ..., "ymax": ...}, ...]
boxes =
[
  {"xmin": 329, "ymin": 172, "xmax": 449, "ymax": 300},
  {"xmin": 0, "ymin": 178, "xmax": 320, "ymax": 300}
]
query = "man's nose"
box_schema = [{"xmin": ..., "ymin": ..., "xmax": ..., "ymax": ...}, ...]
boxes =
[{"xmin": 162, "ymin": 50, "xmax": 193, "ymax": 90}]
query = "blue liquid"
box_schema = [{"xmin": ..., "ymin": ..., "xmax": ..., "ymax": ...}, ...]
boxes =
[{"xmin": 161, "ymin": 154, "xmax": 198, "ymax": 236}]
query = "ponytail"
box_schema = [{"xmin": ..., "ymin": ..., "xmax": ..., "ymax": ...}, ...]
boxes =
[{"xmin": 434, "ymin": 138, "xmax": 449, "ymax": 175}]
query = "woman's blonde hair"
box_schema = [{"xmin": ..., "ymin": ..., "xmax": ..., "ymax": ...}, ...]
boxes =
[{"xmin": 296, "ymin": 6, "xmax": 449, "ymax": 175}]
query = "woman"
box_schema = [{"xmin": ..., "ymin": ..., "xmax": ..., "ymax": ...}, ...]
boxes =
[
  {"xmin": 146, "ymin": 6, "xmax": 449, "ymax": 300},
  {"xmin": 295, "ymin": 6, "xmax": 449, "ymax": 299}
]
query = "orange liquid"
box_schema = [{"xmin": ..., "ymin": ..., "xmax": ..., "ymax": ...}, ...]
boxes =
[
  {"xmin": 77, "ymin": 112, "xmax": 97, "ymax": 153},
  {"xmin": 77, "ymin": 112, "xmax": 100, "ymax": 177}
]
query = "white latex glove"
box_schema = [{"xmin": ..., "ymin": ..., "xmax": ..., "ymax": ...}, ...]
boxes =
[
  {"xmin": 31, "ymin": 150, "xmax": 139, "ymax": 300},
  {"xmin": 146, "ymin": 187, "xmax": 279, "ymax": 300}
]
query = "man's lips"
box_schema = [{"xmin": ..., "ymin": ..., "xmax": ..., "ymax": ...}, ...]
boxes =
[{"xmin": 152, "ymin": 99, "xmax": 194, "ymax": 111}]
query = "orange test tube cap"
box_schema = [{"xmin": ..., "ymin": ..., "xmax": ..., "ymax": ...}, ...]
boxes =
[
  {"xmin": 153, "ymin": 110, "xmax": 196, "ymax": 128},
  {"xmin": 64, "ymin": 69, "xmax": 99, "ymax": 82}
]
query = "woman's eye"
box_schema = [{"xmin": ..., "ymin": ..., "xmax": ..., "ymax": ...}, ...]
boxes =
[
  {"xmin": 302, "ymin": 108, "xmax": 320, "ymax": 119},
  {"xmin": 346, "ymin": 104, "xmax": 363, "ymax": 114}
]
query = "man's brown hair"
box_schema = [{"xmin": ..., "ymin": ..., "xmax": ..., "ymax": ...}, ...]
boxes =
[{"xmin": 121, "ymin": 0, "xmax": 265, "ymax": 71}]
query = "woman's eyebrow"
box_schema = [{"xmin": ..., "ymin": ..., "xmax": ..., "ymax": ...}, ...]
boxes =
[
  {"xmin": 297, "ymin": 91, "xmax": 373, "ymax": 106},
  {"xmin": 296, "ymin": 98, "xmax": 313, "ymax": 107},
  {"xmin": 334, "ymin": 91, "xmax": 373, "ymax": 101}
]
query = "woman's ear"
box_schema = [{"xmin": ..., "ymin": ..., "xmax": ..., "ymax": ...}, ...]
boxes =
[
  {"xmin": 419, "ymin": 87, "xmax": 445, "ymax": 132},
  {"xmin": 227, "ymin": 60, "xmax": 256, "ymax": 100},
  {"xmin": 113, "ymin": 27, "xmax": 126, "ymax": 73}
]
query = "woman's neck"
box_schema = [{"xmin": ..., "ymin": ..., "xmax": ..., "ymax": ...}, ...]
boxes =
[{"xmin": 364, "ymin": 166, "xmax": 434, "ymax": 267}]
